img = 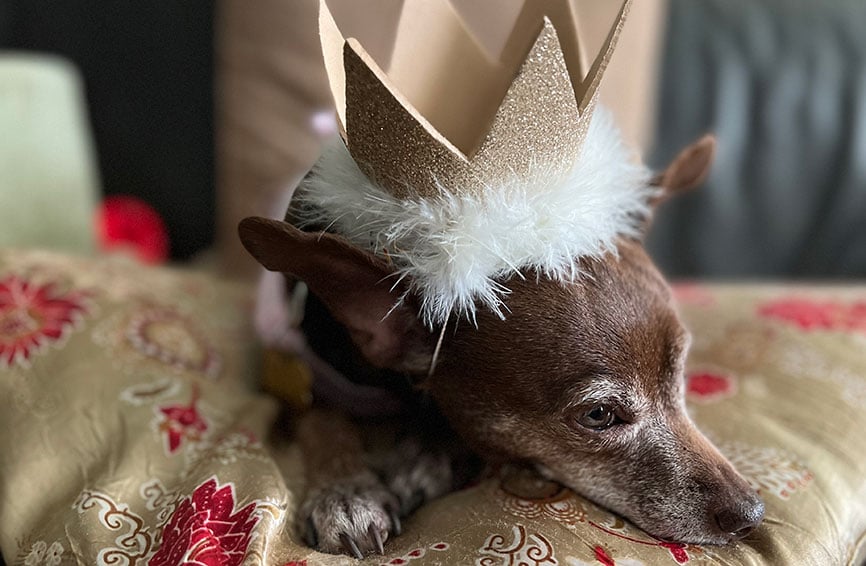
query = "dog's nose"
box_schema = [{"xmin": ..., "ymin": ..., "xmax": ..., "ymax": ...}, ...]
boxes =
[{"xmin": 714, "ymin": 497, "xmax": 765, "ymax": 539}]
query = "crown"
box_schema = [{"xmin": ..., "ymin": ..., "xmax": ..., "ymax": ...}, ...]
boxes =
[
  {"xmin": 297, "ymin": 0, "xmax": 650, "ymax": 327},
  {"xmin": 318, "ymin": 0, "xmax": 632, "ymax": 199}
]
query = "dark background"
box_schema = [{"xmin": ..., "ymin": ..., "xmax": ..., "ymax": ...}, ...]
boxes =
[
  {"xmin": 648, "ymin": 0, "xmax": 866, "ymax": 280},
  {"xmin": 2, "ymin": 0, "xmax": 865, "ymax": 276},
  {"xmin": 0, "ymin": 1, "xmax": 214, "ymax": 261}
]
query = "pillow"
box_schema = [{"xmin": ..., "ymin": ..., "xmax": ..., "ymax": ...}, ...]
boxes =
[
  {"xmin": 1, "ymin": 249, "xmax": 865, "ymax": 565},
  {"xmin": 0, "ymin": 55, "xmax": 99, "ymax": 255}
]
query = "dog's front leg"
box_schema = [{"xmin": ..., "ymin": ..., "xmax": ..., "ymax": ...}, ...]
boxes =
[{"xmin": 295, "ymin": 408, "xmax": 400, "ymax": 558}]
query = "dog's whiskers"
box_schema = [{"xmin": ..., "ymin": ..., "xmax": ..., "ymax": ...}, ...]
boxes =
[{"xmin": 428, "ymin": 310, "xmax": 450, "ymax": 379}]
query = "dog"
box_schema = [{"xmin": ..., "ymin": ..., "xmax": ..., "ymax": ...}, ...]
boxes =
[{"xmin": 238, "ymin": 132, "xmax": 765, "ymax": 558}]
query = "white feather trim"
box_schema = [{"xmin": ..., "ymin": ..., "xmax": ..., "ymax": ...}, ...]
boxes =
[{"xmin": 292, "ymin": 109, "xmax": 654, "ymax": 327}]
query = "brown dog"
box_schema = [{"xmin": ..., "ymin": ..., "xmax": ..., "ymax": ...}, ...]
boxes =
[{"xmin": 238, "ymin": 134, "xmax": 765, "ymax": 558}]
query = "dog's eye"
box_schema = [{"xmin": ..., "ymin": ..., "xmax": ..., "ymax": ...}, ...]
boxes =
[{"xmin": 577, "ymin": 404, "xmax": 619, "ymax": 431}]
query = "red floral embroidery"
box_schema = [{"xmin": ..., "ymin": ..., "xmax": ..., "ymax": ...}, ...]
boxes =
[
  {"xmin": 586, "ymin": 520, "xmax": 692, "ymax": 563},
  {"xmin": 594, "ymin": 546, "xmax": 615, "ymax": 566},
  {"xmin": 282, "ymin": 562, "xmax": 306, "ymax": 566},
  {"xmin": 0, "ymin": 275, "xmax": 88, "ymax": 368},
  {"xmin": 149, "ymin": 477, "xmax": 260, "ymax": 566},
  {"xmin": 758, "ymin": 298, "xmax": 866, "ymax": 333},
  {"xmin": 386, "ymin": 542, "xmax": 449, "ymax": 565},
  {"xmin": 686, "ymin": 372, "xmax": 737, "ymax": 404},
  {"xmin": 659, "ymin": 542, "xmax": 689, "ymax": 564},
  {"xmin": 498, "ymin": 470, "xmax": 697, "ymax": 562},
  {"xmin": 155, "ymin": 387, "xmax": 208, "ymax": 454}
]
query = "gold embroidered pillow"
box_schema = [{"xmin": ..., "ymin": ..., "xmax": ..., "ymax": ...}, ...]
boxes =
[{"xmin": 0, "ymin": 249, "xmax": 285, "ymax": 564}]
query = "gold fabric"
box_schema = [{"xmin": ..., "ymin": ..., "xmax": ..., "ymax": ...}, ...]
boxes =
[{"xmin": 1, "ymin": 249, "xmax": 865, "ymax": 565}]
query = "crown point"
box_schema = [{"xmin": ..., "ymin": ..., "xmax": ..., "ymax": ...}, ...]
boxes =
[{"xmin": 318, "ymin": 0, "xmax": 633, "ymax": 199}]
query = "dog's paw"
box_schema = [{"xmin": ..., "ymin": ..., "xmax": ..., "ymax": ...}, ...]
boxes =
[{"xmin": 298, "ymin": 472, "xmax": 400, "ymax": 558}]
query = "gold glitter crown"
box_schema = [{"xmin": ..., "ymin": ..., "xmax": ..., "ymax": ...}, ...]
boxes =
[{"xmin": 319, "ymin": 0, "xmax": 632, "ymax": 199}]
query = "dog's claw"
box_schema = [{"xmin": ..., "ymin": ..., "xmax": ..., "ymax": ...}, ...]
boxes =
[
  {"xmin": 340, "ymin": 533, "xmax": 364, "ymax": 560},
  {"xmin": 370, "ymin": 524, "xmax": 385, "ymax": 555},
  {"xmin": 297, "ymin": 474, "xmax": 399, "ymax": 557}
]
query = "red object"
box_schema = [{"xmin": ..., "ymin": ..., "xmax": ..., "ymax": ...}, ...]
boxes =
[
  {"xmin": 659, "ymin": 542, "xmax": 690, "ymax": 564},
  {"xmin": 96, "ymin": 195, "xmax": 169, "ymax": 264},
  {"xmin": 0, "ymin": 275, "xmax": 89, "ymax": 368},
  {"xmin": 759, "ymin": 297, "xmax": 866, "ymax": 333},
  {"xmin": 686, "ymin": 372, "xmax": 736, "ymax": 402},
  {"xmin": 148, "ymin": 477, "xmax": 261, "ymax": 566},
  {"xmin": 156, "ymin": 387, "xmax": 209, "ymax": 455},
  {"xmin": 594, "ymin": 546, "xmax": 615, "ymax": 566}
]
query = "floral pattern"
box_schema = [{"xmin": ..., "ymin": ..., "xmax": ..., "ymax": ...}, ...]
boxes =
[
  {"xmin": 758, "ymin": 297, "xmax": 866, "ymax": 333},
  {"xmin": 73, "ymin": 489, "xmax": 155, "ymax": 564},
  {"xmin": 148, "ymin": 478, "xmax": 262, "ymax": 566},
  {"xmin": 382, "ymin": 542, "xmax": 449, "ymax": 565},
  {"xmin": 126, "ymin": 306, "xmax": 222, "ymax": 379},
  {"xmin": 141, "ymin": 479, "xmax": 181, "ymax": 525},
  {"xmin": 686, "ymin": 371, "xmax": 737, "ymax": 404},
  {"xmin": 499, "ymin": 469, "xmax": 587, "ymax": 524},
  {"xmin": 153, "ymin": 387, "xmax": 209, "ymax": 455},
  {"xmin": 717, "ymin": 441, "xmax": 813, "ymax": 500},
  {"xmin": 0, "ymin": 275, "xmax": 88, "ymax": 368},
  {"xmin": 477, "ymin": 525, "xmax": 556, "ymax": 566},
  {"xmin": 22, "ymin": 540, "xmax": 64, "ymax": 566},
  {"xmin": 566, "ymin": 548, "xmax": 645, "ymax": 566},
  {"xmin": 184, "ymin": 431, "xmax": 269, "ymax": 472},
  {"xmin": 74, "ymin": 477, "xmax": 265, "ymax": 566},
  {"xmin": 496, "ymin": 469, "xmax": 698, "ymax": 563}
]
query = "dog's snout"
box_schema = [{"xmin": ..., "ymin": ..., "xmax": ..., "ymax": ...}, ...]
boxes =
[{"xmin": 714, "ymin": 496, "xmax": 765, "ymax": 540}]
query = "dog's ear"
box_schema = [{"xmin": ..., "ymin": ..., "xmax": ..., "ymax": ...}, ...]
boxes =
[
  {"xmin": 238, "ymin": 217, "xmax": 432, "ymax": 371},
  {"xmin": 651, "ymin": 134, "xmax": 716, "ymax": 206}
]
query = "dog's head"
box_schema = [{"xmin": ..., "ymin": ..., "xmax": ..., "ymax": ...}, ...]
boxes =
[{"xmin": 239, "ymin": 135, "xmax": 763, "ymax": 544}]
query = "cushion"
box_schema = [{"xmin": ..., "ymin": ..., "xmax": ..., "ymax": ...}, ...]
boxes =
[
  {"xmin": 1, "ymin": 249, "xmax": 865, "ymax": 565},
  {"xmin": 0, "ymin": 54, "xmax": 99, "ymax": 254}
]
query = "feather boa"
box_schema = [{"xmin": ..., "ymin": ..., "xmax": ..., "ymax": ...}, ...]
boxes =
[{"xmin": 292, "ymin": 109, "xmax": 654, "ymax": 327}]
